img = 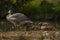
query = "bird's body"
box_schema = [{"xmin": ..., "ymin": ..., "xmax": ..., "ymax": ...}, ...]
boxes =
[
  {"xmin": 6, "ymin": 10, "xmax": 33, "ymax": 31},
  {"xmin": 6, "ymin": 13, "xmax": 29, "ymax": 21},
  {"xmin": 6, "ymin": 13, "xmax": 29, "ymax": 26}
]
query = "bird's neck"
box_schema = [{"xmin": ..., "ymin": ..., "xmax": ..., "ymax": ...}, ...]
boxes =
[
  {"xmin": 7, "ymin": 13, "xmax": 12, "ymax": 17},
  {"xmin": 9, "ymin": 13, "xmax": 12, "ymax": 15},
  {"xmin": 9, "ymin": 13, "xmax": 11, "ymax": 15}
]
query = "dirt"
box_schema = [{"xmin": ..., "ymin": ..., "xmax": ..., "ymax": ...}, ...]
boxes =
[{"xmin": 0, "ymin": 31, "xmax": 60, "ymax": 40}]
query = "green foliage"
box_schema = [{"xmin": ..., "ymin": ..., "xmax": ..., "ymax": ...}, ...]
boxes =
[
  {"xmin": 11, "ymin": 0, "xmax": 17, "ymax": 4},
  {"xmin": 0, "ymin": 0, "xmax": 60, "ymax": 21},
  {"xmin": 40, "ymin": 0, "xmax": 54, "ymax": 19},
  {"xmin": 20, "ymin": 0, "xmax": 41, "ymax": 21}
]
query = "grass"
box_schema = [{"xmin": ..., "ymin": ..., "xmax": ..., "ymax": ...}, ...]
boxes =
[
  {"xmin": 0, "ymin": 24, "xmax": 59, "ymax": 40},
  {"xmin": 0, "ymin": 20, "xmax": 60, "ymax": 40},
  {"xmin": 0, "ymin": 31, "xmax": 60, "ymax": 40},
  {"xmin": 0, "ymin": 20, "xmax": 60, "ymax": 31}
]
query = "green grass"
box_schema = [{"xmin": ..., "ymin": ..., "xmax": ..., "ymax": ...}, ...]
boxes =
[{"xmin": 0, "ymin": 20, "xmax": 60, "ymax": 32}]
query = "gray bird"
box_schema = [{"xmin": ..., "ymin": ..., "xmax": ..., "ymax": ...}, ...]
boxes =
[{"xmin": 6, "ymin": 10, "xmax": 33, "ymax": 31}]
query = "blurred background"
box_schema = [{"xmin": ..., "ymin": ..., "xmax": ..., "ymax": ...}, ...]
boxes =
[{"xmin": 0, "ymin": 0, "xmax": 60, "ymax": 31}]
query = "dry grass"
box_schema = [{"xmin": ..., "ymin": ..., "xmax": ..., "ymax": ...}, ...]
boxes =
[
  {"xmin": 0, "ymin": 31, "xmax": 60, "ymax": 40},
  {"xmin": 0, "ymin": 20, "xmax": 60, "ymax": 40}
]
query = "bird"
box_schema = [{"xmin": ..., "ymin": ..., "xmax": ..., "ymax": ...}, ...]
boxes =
[
  {"xmin": 38, "ymin": 22, "xmax": 56, "ymax": 31},
  {"xmin": 6, "ymin": 10, "xmax": 33, "ymax": 31}
]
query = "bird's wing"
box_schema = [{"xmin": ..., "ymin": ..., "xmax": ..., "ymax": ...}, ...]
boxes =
[{"xmin": 9, "ymin": 13, "xmax": 29, "ymax": 21}]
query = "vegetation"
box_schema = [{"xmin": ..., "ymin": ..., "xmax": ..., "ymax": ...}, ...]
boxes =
[
  {"xmin": 0, "ymin": 0, "xmax": 60, "ymax": 31},
  {"xmin": 0, "ymin": 0, "xmax": 60, "ymax": 40},
  {"xmin": 0, "ymin": 0, "xmax": 60, "ymax": 21},
  {"xmin": 0, "ymin": 31, "xmax": 60, "ymax": 40}
]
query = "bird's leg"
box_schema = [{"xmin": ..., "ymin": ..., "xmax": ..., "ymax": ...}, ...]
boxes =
[
  {"xmin": 11, "ymin": 26, "xmax": 15, "ymax": 31},
  {"xmin": 15, "ymin": 25, "xmax": 20, "ymax": 31},
  {"xmin": 13, "ymin": 24, "xmax": 17, "ymax": 31},
  {"xmin": 16, "ymin": 25, "xmax": 20, "ymax": 31}
]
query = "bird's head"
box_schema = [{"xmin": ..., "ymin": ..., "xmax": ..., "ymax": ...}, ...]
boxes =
[
  {"xmin": 8, "ymin": 10, "xmax": 11, "ymax": 13},
  {"xmin": 8, "ymin": 10, "xmax": 12, "ymax": 15},
  {"xmin": 6, "ymin": 10, "xmax": 12, "ymax": 19}
]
